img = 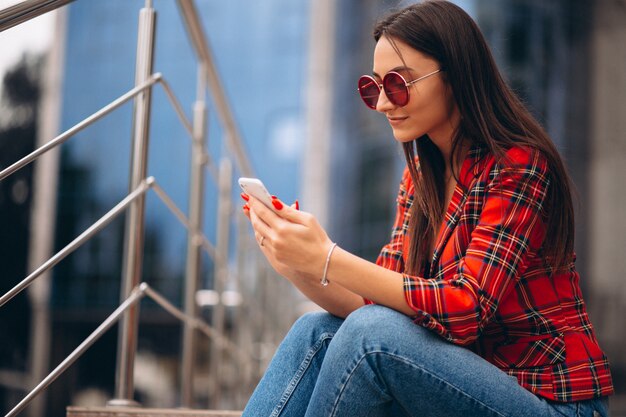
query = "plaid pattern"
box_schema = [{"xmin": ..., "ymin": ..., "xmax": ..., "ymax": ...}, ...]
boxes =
[{"xmin": 369, "ymin": 144, "xmax": 613, "ymax": 402}]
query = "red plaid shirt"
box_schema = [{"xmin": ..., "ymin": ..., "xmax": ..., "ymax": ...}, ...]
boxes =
[{"xmin": 368, "ymin": 144, "xmax": 613, "ymax": 402}]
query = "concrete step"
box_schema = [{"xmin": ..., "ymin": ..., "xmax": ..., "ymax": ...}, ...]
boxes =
[{"xmin": 66, "ymin": 406, "xmax": 242, "ymax": 417}]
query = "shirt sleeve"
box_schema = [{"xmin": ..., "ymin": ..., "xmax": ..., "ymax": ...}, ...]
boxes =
[
  {"xmin": 403, "ymin": 148, "xmax": 550, "ymax": 345},
  {"xmin": 364, "ymin": 167, "xmax": 411, "ymax": 305}
]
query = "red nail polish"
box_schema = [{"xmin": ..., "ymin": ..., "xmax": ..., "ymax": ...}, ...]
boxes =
[
  {"xmin": 295, "ymin": 199, "xmax": 299, "ymax": 210},
  {"xmin": 243, "ymin": 203, "xmax": 249, "ymax": 210},
  {"xmin": 271, "ymin": 195, "xmax": 278, "ymax": 199},
  {"xmin": 241, "ymin": 192, "xmax": 249, "ymax": 201},
  {"xmin": 272, "ymin": 199, "xmax": 283, "ymax": 210}
]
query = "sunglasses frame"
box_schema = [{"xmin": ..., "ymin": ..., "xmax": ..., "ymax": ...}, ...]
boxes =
[{"xmin": 357, "ymin": 68, "xmax": 442, "ymax": 110}]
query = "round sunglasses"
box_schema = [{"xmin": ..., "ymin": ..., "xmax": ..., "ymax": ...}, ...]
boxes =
[{"xmin": 357, "ymin": 69, "xmax": 441, "ymax": 110}]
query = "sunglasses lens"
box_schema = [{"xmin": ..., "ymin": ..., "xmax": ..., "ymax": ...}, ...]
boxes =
[
  {"xmin": 383, "ymin": 72, "xmax": 409, "ymax": 106},
  {"xmin": 358, "ymin": 76, "xmax": 380, "ymax": 109}
]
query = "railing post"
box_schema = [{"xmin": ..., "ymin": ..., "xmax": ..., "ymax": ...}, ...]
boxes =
[
  {"xmin": 234, "ymin": 213, "xmax": 254, "ymax": 405},
  {"xmin": 180, "ymin": 64, "xmax": 208, "ymax": 408},
  {"xmin": 109, "ymin": 0, "xmax": 156, "ymax": 406},
  {"xmin": 209, "ymin": 156, "xmax": 232, "ymax": 408}
]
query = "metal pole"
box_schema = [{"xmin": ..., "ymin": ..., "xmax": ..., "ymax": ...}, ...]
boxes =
[
  {"xmin": 180, "ymin": 64, "xmax": 208, "ymax": 408},
  {"xmin": 0, "ymin": 0, "xmax": 74, "ymax": 33},
  {"xmin": 176, "ymin": 0, "xmax": 254, "ymax": 178},
  {"xmin": 110, "ymin": 1, "xmax": 156, "ymax": 406},
  {"xmin": 209, "ymin": 157, "xmax": 232, "ymax": 408},
  {"xmin": 234, "ymin": 212, "xmax": 251, "ymax": 406},
  {"xmin": 0, "ymin": 75, "xmax": 162, "ymax": 183},
  {"xmin": 0, "ymin": 180, "xmax": 153, "ymax": 308},
  {"xmin": 6, "ymin": 285, "xmax": 148, "ymax": 417}
]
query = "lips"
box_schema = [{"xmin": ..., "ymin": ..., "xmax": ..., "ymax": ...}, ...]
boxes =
[{"xmin": 387, "ymin": 116, "xmax": 408, "ymax": 126}]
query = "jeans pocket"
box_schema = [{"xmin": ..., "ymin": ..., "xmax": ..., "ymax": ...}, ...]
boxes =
[
  {"xmin": 550, "ymin": 401, "xmax": 577, "ymax": 417},
  {"xmin": 576, "ymin": 397, "xmax": 609, "ymax": 417},
  {"xmin": 548, "ymin": 397, "xmax": 609, "ymax": 417}
]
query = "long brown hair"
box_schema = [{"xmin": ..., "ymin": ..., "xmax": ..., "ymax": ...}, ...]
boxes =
[{"xmin": 374, "ymin": 1, "xmax": 575, "ymax": 273}]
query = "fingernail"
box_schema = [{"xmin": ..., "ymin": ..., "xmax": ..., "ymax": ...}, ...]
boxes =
[
  {"xmin": 295, "ymin": 199, "xmax": 299, "ymax": 210},
  {"xmin": 271, "ymin": 198, "xmax": 283, "ymax": 210},
  {"xmin": 240, "ymin": 192, "xmax": 249, "ymax": 201},
  {"xmin": 242, "ymin": 203, "xmax": 249, "ymax": 211},
  {"xmin": 271, "ymin": 195, "xmax": 278, "ymax": 199}
]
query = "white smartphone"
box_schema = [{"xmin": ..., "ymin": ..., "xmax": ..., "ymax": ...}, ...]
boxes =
[{"xmin": 238, "ymin": 177, "xmax": 273, "ymax": 209}]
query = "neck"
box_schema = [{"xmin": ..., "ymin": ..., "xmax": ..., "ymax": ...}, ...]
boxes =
[
  {"xmin": 439, "ymin": 139, "xmax": 470, "ymax": 180},
  {"xmin": 427, "ymin": 107, "xmax": 465, "ymax": 175}
]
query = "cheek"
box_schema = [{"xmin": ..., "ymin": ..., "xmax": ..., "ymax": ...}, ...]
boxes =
[
  {"xmin": 388, "ymin": 85, "xmax": 455, "ymax": 142},
  {"xmin": 410, "ymin": 90, "xmax": 452, "ymax": 126},
  {"xmin": 405, "ymin": 100, "xmax": 444, "ymax": 130}
]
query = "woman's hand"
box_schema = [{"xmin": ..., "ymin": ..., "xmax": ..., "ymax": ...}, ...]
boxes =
[
  {"xmin": 242, "ymin": 199, "xmax": 297, "ymax": 280},
  {"xmin": 242, "ymin": 194, "xmax": 333, "ymax": 280}
]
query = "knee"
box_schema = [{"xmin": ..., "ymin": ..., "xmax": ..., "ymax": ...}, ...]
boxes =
[
  {"xmin": 288, "ymin": 311, "xmax": 343, "ymax": 342},
  {"xmin": 344, "ymin": 304, "xmax": 406, "ymax": 331},
  {"xmin": 337, "ymin": 305, "xmax": 429, "ymax": 348}
]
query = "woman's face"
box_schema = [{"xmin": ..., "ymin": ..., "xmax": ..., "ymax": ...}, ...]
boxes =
[{"xmin": 372, "ymin": 36, "xmax": 459, "ymax": 144}]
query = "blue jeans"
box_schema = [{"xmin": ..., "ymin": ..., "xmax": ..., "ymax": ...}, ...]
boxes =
[{"xmin": 242, "ymin": 305, "xmax": 609, "ymax": 417}]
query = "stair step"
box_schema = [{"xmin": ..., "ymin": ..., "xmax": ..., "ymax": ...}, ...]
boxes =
[{"xmin": 66, "ymin": 406, "xmax": 242, "ymax": 417}]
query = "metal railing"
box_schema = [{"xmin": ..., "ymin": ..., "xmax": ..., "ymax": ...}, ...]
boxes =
[
  {"xmin": 0, "ymin": 0, "xmax": 295, "ymax": 414},
  {"xmin": 0, "ymin": 0, "xmax": 73, "ymax": 31},
  {"xmin": 6, "ymin": 281, "xmax": 256, "ymax": 417}
]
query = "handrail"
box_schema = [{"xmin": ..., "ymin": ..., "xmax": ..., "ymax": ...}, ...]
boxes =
[
  {"xmin": 0, "ymin": 0, "xmax": 270, "ymax": 411},
  {"xmin": 159, "ymin": 77, "xmax": 193, "ymax": 137},
  {"xmin": 151, "ymin": 181, "xmax": 218, "ymax": 261},
  {"xmin": 0, "ymin": 178, "xmax": 154, "ymax": 308},
  {"xmin": 4, "ymin": 284, "xmax": 148, "ymax": 417},
  {"xmin": 4, "ymin": 282, "xmax": 254, "ymax": 417},
  {"xmin": 0, "ymin": 75, "xmax": 162, "ymax": 182},
  {"xmin": 0, "ymin": 176, "xmax": 228, "ymax": 310},
  {"xmin": 0, "ymin": 0, "xmax": 73, "ymax": 32},
  {"xmin": 176, "ymin": 0, "xmax": 254, "ymax": 178},
  {"xmin": 142, "ymin": 285, "xmax": 251, "ymax": 367},
  {"xmin": 0, "ymin": 74, "xmax": 204, "ymax": 184}
]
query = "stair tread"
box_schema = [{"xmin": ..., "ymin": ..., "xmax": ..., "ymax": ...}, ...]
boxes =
[{"xmin": 66, "ymin": 406, "xmax": 242, "ymax": 417}]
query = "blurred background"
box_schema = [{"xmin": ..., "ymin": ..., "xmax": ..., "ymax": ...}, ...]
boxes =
[{"xmin": 0, "ymin": 0, "xmax": 624, "ymax": 416}]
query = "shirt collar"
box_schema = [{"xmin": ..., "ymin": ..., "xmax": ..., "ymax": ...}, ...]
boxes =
[{"xmin": 458, "ymin": 141, "xmax": 488, "ymax": 188}]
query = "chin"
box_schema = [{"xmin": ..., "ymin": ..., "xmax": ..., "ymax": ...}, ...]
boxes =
[{"xmin": 392, "ymin": 128, "xmax": 424, "ymax": 143}]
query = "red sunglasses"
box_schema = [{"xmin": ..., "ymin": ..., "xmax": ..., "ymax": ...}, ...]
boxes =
[{"xmin": 357, "ymin": 69, "xmax": 441, "ymax": 109}]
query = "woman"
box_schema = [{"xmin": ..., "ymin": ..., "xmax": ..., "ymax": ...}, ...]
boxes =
[{"xmin": 240, "ymin": 1, "xmax": 614, "ymax": 416}]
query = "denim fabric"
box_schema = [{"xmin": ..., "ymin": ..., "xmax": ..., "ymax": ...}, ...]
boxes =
[{"xmin": 242, "ymin": 305, "xmax": 609, "ymax": 417}]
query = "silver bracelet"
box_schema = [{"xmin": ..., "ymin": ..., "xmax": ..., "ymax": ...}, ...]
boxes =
[{"xmin": 320, "ymin": 242, "xmax": 338, "ymax": 287}]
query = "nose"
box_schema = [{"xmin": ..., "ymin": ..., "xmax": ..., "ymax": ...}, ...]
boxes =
[{"xmin": 375, "ymin": 88, "xmax": 395, "ymax": 113}]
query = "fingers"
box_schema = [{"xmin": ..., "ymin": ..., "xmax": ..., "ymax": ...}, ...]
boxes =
[
  {"xmin": 241, "ymin": 192, "xmax": 299, "ymax": 214},
  {"xmin": 243, "ymin": 199, "xmax": 273, "ymax": 245},
  {"xmin": 249, "ymin": 204, "xmax": 274, "ymax": 244},
  {"xmin": 247, "ymin": 196, "xmax": 283, "ymax": 229},
  {"xmin": 265, "ymin": 196, "xmax": 309, "ymax": 225},
  {"xmin": 242, "ymin": 193, "xmax": 308, "ymax": 232}
]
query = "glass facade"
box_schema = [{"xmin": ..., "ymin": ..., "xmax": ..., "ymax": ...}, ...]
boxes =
[{"xmin": 47, "ymin": 0, "xmax": 311, "ymax": 413}]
